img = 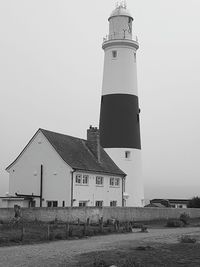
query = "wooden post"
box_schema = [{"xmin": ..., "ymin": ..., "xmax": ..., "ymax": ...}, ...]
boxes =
[
  {"xmin": 114, "ymin": 221, "xmax": 118, "ymax": 232},
  {"xmin": 47, "ymin": 224, "xmax": 50, "ymax": 240},
  {"xmin": 83, "ymin": 223, "xmax": 87, "ymax": 236},
  {"xmin": 21, "ymin": 226, "xmax": 25, "ymax": 241},
  {"xmin": 65, "ymin": 223, "xmax": 70, "ymax": 238},
  {"xmin": 86, "ymin": 218, "xmax": 90, "ymax": 226},
  {"xmin": 77, "ymin": 218, "xmax": 80, "ymax": 226},
  {"xmin": 99, "ymin": 217, "xmax": 103, "ymax": 233}
]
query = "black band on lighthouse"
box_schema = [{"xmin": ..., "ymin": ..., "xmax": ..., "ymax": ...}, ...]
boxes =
[{"xmin": 99, "ymin": 94, "xmax": 141, "ymax": 149}]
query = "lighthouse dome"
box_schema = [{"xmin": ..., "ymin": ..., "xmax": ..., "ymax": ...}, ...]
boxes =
[{"xmin": 109, "ymin": 4, "xmax": 133, "ymax": 21}]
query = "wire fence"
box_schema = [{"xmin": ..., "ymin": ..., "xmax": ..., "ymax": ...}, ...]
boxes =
[{"xmin": 0, "ymin": 219, "xmax": 146, "ymax": 246}]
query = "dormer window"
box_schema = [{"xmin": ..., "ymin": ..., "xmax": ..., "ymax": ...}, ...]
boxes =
[{"xmin": 112, "ymin": 50, "xmax": 117, "ymax": 58}]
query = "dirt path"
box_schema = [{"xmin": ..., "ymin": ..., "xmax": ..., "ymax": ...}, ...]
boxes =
[{"xmin": 0, "ymin": 227, "xmax": 199, "ymax": 267}]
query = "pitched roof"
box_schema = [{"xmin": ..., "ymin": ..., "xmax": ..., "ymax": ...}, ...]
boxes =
[
  {"xmin": 40, "ymin": 129, "xmax": 125, "ymax": 176},
  {"xmin": 5, "ymin": 128, "xmax": 122, "ymax": 176}
]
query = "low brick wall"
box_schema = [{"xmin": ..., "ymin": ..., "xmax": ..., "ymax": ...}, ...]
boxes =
[{"xmin": 1, "ymin": 207, "xmax": 200, "ymax": 223}]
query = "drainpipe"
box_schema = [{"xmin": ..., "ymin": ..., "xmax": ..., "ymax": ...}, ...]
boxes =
[
  {"xmin": 71, "ymin": 169, "xmax": 76, "ymax": 207},
  {"xmin": 122, "ymin": 176, "xmax": 125, "ymax": 207},
  {"xmin": 40, "ymin": 164, "xmax": 43, "ymax": 207}
]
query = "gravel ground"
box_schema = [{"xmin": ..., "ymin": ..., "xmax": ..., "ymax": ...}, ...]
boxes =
[{"xmin": 0, "ymin": 227, "xmax": 199, "ymax": 267}]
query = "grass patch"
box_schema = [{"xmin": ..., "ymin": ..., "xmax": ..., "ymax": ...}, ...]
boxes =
[
  {"xmin": 76, "ymin": 242, "xmax": 200, "ymax": 267},
  {"xmin": 179, "ymin": 235, "xmax": 197, "ymax": 244}
]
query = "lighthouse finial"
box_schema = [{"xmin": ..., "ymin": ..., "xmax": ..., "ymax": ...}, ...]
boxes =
[{"xmin": 116, "ymin": 1, "xmax": 127, "ymax": 9}]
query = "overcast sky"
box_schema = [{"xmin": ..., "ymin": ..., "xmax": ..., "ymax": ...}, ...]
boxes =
[{"xmin": 0, "ymin": 0, "xmax": 200, "ymax": 200}]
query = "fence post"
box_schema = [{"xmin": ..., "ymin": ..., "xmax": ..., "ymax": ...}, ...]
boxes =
[
  {"xmin": 47, "ymin": 224, "xmax": 50, "ymax": 240},
  {"xmin": 86, "ymin": 218, "xmax": 90, "ymax": 226},
  {"xmin": 99, "ymin": 217, "xmax": 103, "ymax": 233},
  {"xmin": 65, "ymin": 223, "xmax": 70, "ymax": 238},
  {"xmin": 21, "ymin": 226, "xmax": 25, "ymax": 241},
  {"xmin": 83, "ymin": 223, "xmax": 87, "ymax": 236}
]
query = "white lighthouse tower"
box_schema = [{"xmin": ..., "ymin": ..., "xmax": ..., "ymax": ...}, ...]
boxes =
[{"xmin": 99, "ymin": 2, "xmax": 144, "ymax": 207}]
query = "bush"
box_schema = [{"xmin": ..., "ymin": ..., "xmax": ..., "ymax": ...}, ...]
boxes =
[
  {"xmin": 166, "ymin": 219, "xmax": 183, "ymax": 227},
  {"xmin": 93, "ymin": 258, "xmax": 108, "ymax": 267},
  {"xmin": 179, "ymin": 235, "xmax": 196, "ymax": 243},
  {"xmin": 54, "ymin": 233, "xmax": 63, "ymax": 240},
  {"xmin": 180, "ymin": 213, "xmax": 190, "ymax": 225},
  {"xmin": 188, "ymin": 197, "xmax": 200, "ymax": 208}
]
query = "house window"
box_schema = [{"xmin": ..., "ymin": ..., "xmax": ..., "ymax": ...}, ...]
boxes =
[
  {"xmin": 115, "ymin": 178, "xmax": 120, "ymax": 186},
  {"xmin": 110, "ymin": 177, "xmax": 114, "ymax": 186},
  {"xmin": 29, "ymin": 200, "xmax": 36, "ymax": 208},
  {"xmin": 95, "ymin": 201, "xmax": 103, "ymax": 207},
  {"xmin": 112, "ymin": 50, "xmax": 117, "ymax": 58},
  {"xmin": 79, "ymin": 201, "xmax": 87, "ymax": 207},
  {"xmin": 82, "ymin": 175, "xmax": 89, "ymax": 185},
  {"xmin": 75, "ymin": 174, "xmax": 82, "ymax": 184},
  {"xmin": 110, "ymin": 177, "xmax": 120, "ymax": 187},
  {"xmin": 75, "ymin": 174, "xmax": 89, "ymax": 185},
  {"xmin": 110, "ymin": 201, "xmax": 117, "ymax": 207},
  {"xmin": 96, "ymin": 176, "xmax": 104, "ymax": 185},
  {"xmin": 47, "ymin": 201, "xmax": 58, "ymax": 207},
  {"xmin": 62, "ymin": 201, "xmax": 65, "ymax": 207},
  {"xmin": 125, "ymin": 151, "xmax": 131, "ymax": 159}
]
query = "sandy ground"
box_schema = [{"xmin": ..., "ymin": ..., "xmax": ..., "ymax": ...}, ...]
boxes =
[{"xmin": 0, "ymin": 227, "xmax": 199, "ymax": 267}]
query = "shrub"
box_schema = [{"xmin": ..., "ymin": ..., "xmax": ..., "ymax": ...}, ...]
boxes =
[
  {"xmin": 122, "ymin": 257, "xmax": 142, "ymax": 267},
  {"xmin": 180, "ymin": 213, "xmax": 190, "ymax": 225},
  {"xmin": 93, "ymin": 258, "xmax": 108, "ymax": 267},
  {"xmin": 188, "ymin": 197, "xmax": 200, "ymax": 208},
  {"xmin": 55, "ymin": 233, "xmax": 63, "ymax": 240},
  {"xmin": 166, "ymin": 219, "xmax": 183, "ymax": 227},
  {"xmin": 180, "ymin": 235, "xmax": 196, "ymax": 243}
]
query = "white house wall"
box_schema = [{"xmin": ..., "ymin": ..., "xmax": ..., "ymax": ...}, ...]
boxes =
[
  {"xmin": 73, "ymin": 172, "xmax": 122, "ymax": 207},
  {"xmin": 8, "ymin": 131, "xmax": 72, "ymax": 207}
]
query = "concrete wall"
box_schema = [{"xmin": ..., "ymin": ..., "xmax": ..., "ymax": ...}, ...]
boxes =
[{"xmin": 1, "ymin": 207, "xmax": 200, "ymax": 223}]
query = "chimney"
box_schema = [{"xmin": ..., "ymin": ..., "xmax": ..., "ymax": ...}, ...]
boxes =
[{"xmin": 87, "ymin": 126, "xmax": 101, "ymax": 162}]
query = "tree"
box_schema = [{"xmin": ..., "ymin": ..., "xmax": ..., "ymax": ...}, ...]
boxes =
[{"xmin": 188, "ymin": 197, "xmax": 200, "ymax": 208}]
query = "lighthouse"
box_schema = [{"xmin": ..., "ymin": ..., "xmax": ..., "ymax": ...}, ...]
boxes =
[{"xmin": 99, "ymin": 2, "xmax": 144, "ymax": 207}]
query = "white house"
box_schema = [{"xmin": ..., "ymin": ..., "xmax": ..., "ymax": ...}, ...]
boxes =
[{"xmin": 2, "ymin": 127, "xmax": 126, "ymax": 208}]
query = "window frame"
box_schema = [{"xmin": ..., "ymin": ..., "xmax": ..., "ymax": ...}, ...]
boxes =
[
  {"xmin": 112, "ymin": 50, "xmax": 117, "ymax": 59},
  {"xmin": 47, "ymin": 200, "xmax": 58, "ymax": 208},
  {"xmin": 125, "ymin": 151, "xmax": 131, "ymax": 159},
  {"xmin": 110, "ymin": 177, "xmax": 114, "ymax": 186},
  {"xmin": 82, "ymin": 175, "xmax": 89, "ymax": 185},
  {"xmin": 95, "ymin": 201, "xmax": 103, "ymax": 207},
  {"xmin": 75, "ymin": 174, "xmax": 82, "ymax": 184},
  {"xmin": 115, "ymin": 178, "xmax": 120, "ymax": 187},
  {"xmin": 110, "ymin": 201, "xmax": 117, "ymax": 207},
  {"xmin": 75, "ymin": 174, "xmax": 89, "ymax": 186},
  {"xmin": 96, "ymin": 176, "xmax": 104, "ymax": 186},
  {"xmin": 110, "ymin": 177, "xmax": 120, "ymax": 187},
  {"xmin": 79, "ymin": 201, "xmax": 87, "ymax": 207}
]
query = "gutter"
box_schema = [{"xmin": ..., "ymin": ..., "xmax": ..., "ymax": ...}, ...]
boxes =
[{"xmin": 122, "ymin": 177, "xmax": 125, "ymax": 207}]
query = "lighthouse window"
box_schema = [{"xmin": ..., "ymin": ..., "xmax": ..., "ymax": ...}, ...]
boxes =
[
  {"xmin": 134, "ymin": 53, "xmax": 136, "ymax": 62},
  {"xmin": 125, "ymin": 151, "xmax": 131, "ymax": 159},
  {"xmin": 112, "ymin": 50, "xmax": 117, "ymax": 58}
]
